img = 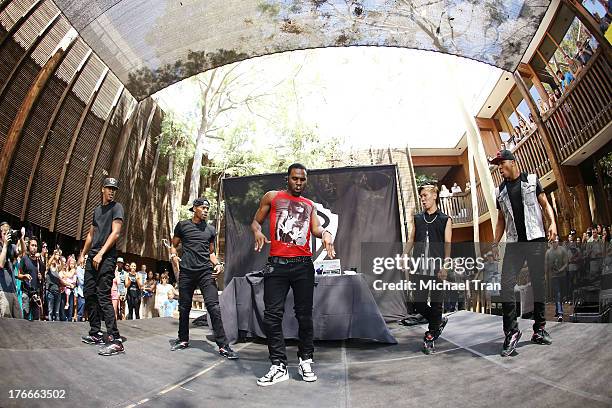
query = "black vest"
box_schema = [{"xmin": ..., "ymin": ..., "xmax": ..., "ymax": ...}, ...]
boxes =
[{"xmin": 413, "ymin": 209, "xmax": 449, "ymax": 259}]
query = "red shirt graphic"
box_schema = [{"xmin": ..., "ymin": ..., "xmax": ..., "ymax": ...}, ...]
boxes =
[{"xmin": 269, "ymin": 191, "xmax": 314, "ymax": 257}]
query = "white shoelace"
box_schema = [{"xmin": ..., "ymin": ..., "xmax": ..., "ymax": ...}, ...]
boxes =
[{"xmin": 264, "ymin": 365, "xmax": 284, "ymax": 380}]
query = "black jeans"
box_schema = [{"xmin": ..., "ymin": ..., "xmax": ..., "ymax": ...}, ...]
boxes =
[
  {"xmin": 46, "ymin": 291, "xmax": 60, "ymax": 321},
  {"xmin": 263, "ymin": 260, "xmax": 315, "ymax": 365},
  {"xmin": 127, "ymin": 290, "xmax": 141, "ymax": 319},
  {"xmin": 178, "ymin": 268, "xmax": 227, "ymax": 347},
  {"xmin": 411, "ymin": 274, "xmax": 443, "ymax": 335},
  {"xmin": 501, "ymin": 240, "xmax": 547, "ymax": 333},
  {"xmin": 84, "ymin": 255, "xmax": 120, "ymax": 340}
]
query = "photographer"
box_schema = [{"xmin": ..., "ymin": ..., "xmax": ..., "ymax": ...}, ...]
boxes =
[
  {"xmin": 0, "ymin": 222, "xmax": 25, "ymax": 318},
  {"xmin": 18, "ymin": 237, "xmax": 45, "ymax": 320}
]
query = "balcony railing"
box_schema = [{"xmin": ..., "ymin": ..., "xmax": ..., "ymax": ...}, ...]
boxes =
[
  {"xmin": 489, "ymin": 48, "xmax": 611, "ymax": 187},
  {"xmin": 438, "ymin": 182, "xmax": 489, "ymax": 225},
  {"xmin": 543, "ymin": 48, "xmax": 612, "ymax": 163},
  {"xmin": 489, "ymin": 128, "xmax": 552, "ymax": 186}
]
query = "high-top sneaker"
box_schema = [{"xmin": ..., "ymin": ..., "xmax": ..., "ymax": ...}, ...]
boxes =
[
  {"xmin": 501, "ymin": 329, "xmax": 522, "ymax": 357},
  {"xmin": 257, "ymin": 363, "xmax": 289, "ymax": 387}
]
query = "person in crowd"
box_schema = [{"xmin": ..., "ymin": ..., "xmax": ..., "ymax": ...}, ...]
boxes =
[
  {"xmin": 578, "ymin": 45, "xmax": 593, "ymax": 66},
  {"xmin": 79, "ymin": 177, "xmax": 125, "ymax": 356},
  {"xmin": 547, "ymin": 90, "xmax": 558, "ymax": 110},
  {"xmin": 490, "ymin": 149, "xmax": 557, "ymax": 357},
  {"xmin": 464, "ymin": 182, "xmax": 471, "ymax": 194},
  {"xmin": 528, "ymin": 113, "xmax": 536, "ymax": 129},
  {"xmin": 451, "ymin": 182, "xmax": 462, "ymax": 195},
  {"xmin": 46, "ymin": 255, "xmax": 62, "ymax": 321},
  {"xmin": 142, "ymin": 270, "xmax": 156, "ymax": 318},
  {"xmin": 160, "ymin": 288, "xmax": 178, "ymax": 318},
  {"xmin": 518, "ymin": 118, "xmax": 529, "ymax": 136},
  {"xmin": 60, "ymin": 257, "xmax": 77, "ymax": 321},
  {"xmin": 154, "ymin": 272, "xmax": 173, "ymax": 317},
  {"xmin": 138, "ymin": 264, "xmax": 148, "ymax": 318},
  {"xmin": 507, "ymin": 134, "xmax": 516, "ymax": 151},
  {"xmin": 76, "ymin": 256, "xmax": 86, "ymax": 321},
  {"xmin": 251, "ymin": 163, "xmax": 334, "ymax": 386},
  {"xmin": 566, "ymin": 231, "xmax": 582, "ymax": 304},
  {"xmin": 404, "ymin": 184, "xmax": 451, "ymax": 355},
  {"xmin": 18, "ymin": 238, "xmax": 44, "ymax": 321},
  {"xmin": 439, "ymin": 185, "xmax": 451, "ymax": 199},
  {"xmin": 125, "ymin": 262, "xmax": 142, "ymax": 320},
  {"xmin": 556, "ymin": 69, "xmax": 575, "ymax": 93},
  {"xmin": 586, "ymin": 228, "xmax": 604, "ymax": 282},
  {"xmin": 0, "ymin": 223, "xmax": 25, "ymax": 318},
  {"xmin": 111, "ymin": 269, "xmax": 120, "ymax": 320},
  {"xmin": 546, "ymin": 238, "xmax": 568, "ymax": 322},
  {"xmin": 538, "ymin": 98, "xmax": 549, "ymax": 114},
  {"xmin": 115, "ymin": 257, "xmax": 127, "ymax": 320},
  {"xmin": 170, "ymin": 197, "xmax": 238, "ymax": 360}
]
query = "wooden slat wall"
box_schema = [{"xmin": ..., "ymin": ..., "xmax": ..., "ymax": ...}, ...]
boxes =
[{"xmin": 0, "ymin": 0, "xmax": 172, "ymax": 260}]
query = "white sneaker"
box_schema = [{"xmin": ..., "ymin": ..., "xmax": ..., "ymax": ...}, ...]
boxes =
[
  {"xmin": 257, "ymin": 363, "xmax": 289, "ymax": 387},
  {"xmin": 298, "ymin": 357, "xmax": 317, "ymax": 382}
]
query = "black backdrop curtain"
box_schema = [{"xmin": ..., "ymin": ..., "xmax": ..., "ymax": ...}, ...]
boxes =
[{"xmin": 223, "ymin": 164, "xmax": 407, "ymax": 320}]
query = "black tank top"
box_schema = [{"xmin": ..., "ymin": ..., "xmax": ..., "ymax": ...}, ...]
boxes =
[
  {"xmin": 413, "ymin": 209, "xmax": 449, "ymax": 259},
  {"xmin": 128, "ymin": 274, "xmax": 140, "ymax": 293}
]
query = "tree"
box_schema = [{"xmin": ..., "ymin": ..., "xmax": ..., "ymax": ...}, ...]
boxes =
[
  {"xmin": 188, "ymin": 62, "xmax": 286, "ymax": 203},
  {"xmin": 158, "ymin": 110, "xmax": 195, "ymax": 227}
]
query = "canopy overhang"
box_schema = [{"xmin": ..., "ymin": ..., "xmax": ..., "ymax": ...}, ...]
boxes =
[{"xmin": 53, "ymin": 0, "xmax": 552, "ymax": 100}]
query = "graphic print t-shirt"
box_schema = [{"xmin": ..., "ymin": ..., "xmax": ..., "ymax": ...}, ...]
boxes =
[{"xmin": 269, "ymin": 191, "xmax": 314, "ymax": 258}]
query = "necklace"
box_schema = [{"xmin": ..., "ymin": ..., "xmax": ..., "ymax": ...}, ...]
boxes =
[{"xmin": 423, "ymin": 212, "xmax": 438, "ymax": 224}]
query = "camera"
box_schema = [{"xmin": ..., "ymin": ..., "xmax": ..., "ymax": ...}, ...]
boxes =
[{"xmin": 6, "ymin": 228, "xmax": 22, "ymax": 245}]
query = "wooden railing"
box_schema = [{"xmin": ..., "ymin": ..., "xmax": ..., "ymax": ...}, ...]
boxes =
[
  {"xmin": 439, "ymin": 182, "xmax": 489, "ymax": 225},
  {"xmin": 489, "ymin": 128, "xmax": 552, "ymax": 186},
  {"xmin": 543, "ymin": 49, "xmax": 612, "ymax": 163},
  {"xmin": 489, "ymin": 48, "xmax": 611, "ymax": 187}
]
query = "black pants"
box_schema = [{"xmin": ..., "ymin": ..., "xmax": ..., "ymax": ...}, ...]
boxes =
[
  {"xmin": 127, "ymin": 290, "xmax": 141, "ymax": 319},
  {"xmin": 501, "ymin": 240, "xmax": 547, "ymax": 333},
  {"xmin": 178, "ymin": 268, "xmax": 227, "ymax": 347},
  {"xmin": 411, "ymin": 274, "xmax": 443, "ymax": 335},
  {"xmin": 84, "ymin": 255, "xmax": 120, "ymax": 340},
  {"xmin": 263, "ymin": 260, "xmax": 315, "ymax": 365}
]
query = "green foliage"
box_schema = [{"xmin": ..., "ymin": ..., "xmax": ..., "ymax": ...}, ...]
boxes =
[
  {"xmin": 159, "ymin": 110, "xmax": 195, "ymax": 182},
  {"xmin": 257, "ymin": 1, "xmax": 280, "ymax": 17},
  {"xmin": 415, "ymin": 173, "xmax": 438, "ymax": 187}
]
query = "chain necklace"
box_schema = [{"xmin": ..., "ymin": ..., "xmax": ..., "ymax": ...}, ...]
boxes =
[{"xmin": 422, "ymin": 211, "xmax": 438, "ymax": 224}]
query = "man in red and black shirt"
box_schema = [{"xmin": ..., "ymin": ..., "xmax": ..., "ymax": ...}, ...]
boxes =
[{"xmin": 252, "ymin": 163, "xmax": 335, "ymax": 387}]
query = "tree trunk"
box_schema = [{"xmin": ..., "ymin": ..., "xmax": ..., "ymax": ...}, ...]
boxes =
[{"xmin": 189, "ymin": 132, "xmax": 205, "ymax": 202}]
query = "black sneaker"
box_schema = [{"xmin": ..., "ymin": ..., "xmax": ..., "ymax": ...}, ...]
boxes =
[
  {"xmin": 557, "ymin": 315, "xmax": 563, "ymax": 322},
  {"xmin": 531, "ymin": 328, "xmax": 552, "ymax": 345},
  {"xmin": 81, "ymin": 334, "xmax": 104, "ymax": 345},
  {"xmin": 218, "ymin": 344, "xmax": 239, "ymax": 359},
  {"xmin": 434, "ymin": 316, "xmax": 449, "ymax": 340},
  {"xmin": 98, "ymin": 341, "xmax": 124, "ymax": 356},
  {"xmin": 501, "ymin": 329, "xmax": 522, "ymax": 357},
  {"xmin": 422, "ymin": 332, "xmax": 435, "ymax": 355},
  {"xmin": 257, "ymin": 363, "xmax": 289, "ymax": 387},
  {"xmin": 170, "ymin": 339, "xmax": 189, "ymax": 351}
]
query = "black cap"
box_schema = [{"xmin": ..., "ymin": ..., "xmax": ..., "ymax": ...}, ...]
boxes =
[
  {"xmin": 189, "ymin": 197, "xmax": 210, "ymax": 212},
  {"xmin": 103, "ymin": 177, "xmax": 119, "ymax": 189},
  {"xmin": 489, "ymin": 149, "xmax": 515, "ymax": 165}
]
